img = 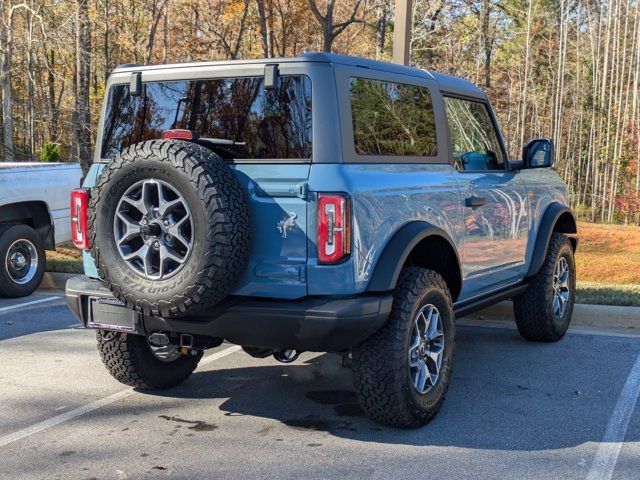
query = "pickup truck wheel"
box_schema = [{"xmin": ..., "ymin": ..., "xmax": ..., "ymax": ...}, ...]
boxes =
[
  {"xmin": 0, "ymin": 224, "xmax": 46, "ymax": 298},
  {"xmin": 89, "ymin": 140, "xmax": 250, "ymax": 317},
  {"xmin": 513, "ymin": 233, "xmax": 576, "ymax": 342},
  {"xmin": 96, "ymin": 330, "xmax": 202, "ymax": 389},
  {"xmin": 352, "ymin": 267, "xmax": 455, "ymax": 428}
]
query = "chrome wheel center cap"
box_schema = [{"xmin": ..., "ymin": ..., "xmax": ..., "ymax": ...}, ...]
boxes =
[
  {"xmin": 6, "ymin": 239, "xmax": 38, "ymax": 285},
  {"xmin": 10, "ymin": 252, "xmax": 26, "ymax": 269}
]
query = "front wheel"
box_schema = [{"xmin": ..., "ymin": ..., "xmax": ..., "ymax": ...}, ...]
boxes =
[
  {"xmin": 513, "ymin": 233, "xmax": 576, "ymax": 342},
  {"xmin": 96, "ymin": 331, "xmax": 202, "ymax": 389},
  {"xmin": 352, "ymin": 268, "xmax": 455, "ymax": 428}
]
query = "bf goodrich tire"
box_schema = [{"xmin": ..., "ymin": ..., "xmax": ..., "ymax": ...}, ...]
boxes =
[
  {"xmin": 89, "ymin": 140, "xmax": 251, "ymax": 317},
  {"xmin": 0, "ymin": 224, "xmax": 46, "ymax": 298},
  {"xmin": 513, "ymin": 233, "xmax": 576, "ymax": 342},
  {"xmin": 352, "ymin": 268, "xmax": 455, "ymax": 428},
  {"xmin": 96, "ymin": 331, "xmax": 202, "ymax": 389}
]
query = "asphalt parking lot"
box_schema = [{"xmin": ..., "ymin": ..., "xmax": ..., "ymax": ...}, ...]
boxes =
[{"xmin": 1, "ymin": 291, "xmax": 639, "ymax": 480}]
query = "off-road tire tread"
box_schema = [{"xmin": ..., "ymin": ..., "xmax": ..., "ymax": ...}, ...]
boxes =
[
  {"xmin": 513, "ymin": 232, "xmax": 574, "ymax": 342},
  {"xmin": 96, "ymin": 331, "xmax": 202, "ymax": 389},
  {"xmin": 352, "ymin": 267, "xmax": 453, "ymax": 428},
  {"xmin": 88, "ymin": 140, "xmax": 250, "ymax": 317}
]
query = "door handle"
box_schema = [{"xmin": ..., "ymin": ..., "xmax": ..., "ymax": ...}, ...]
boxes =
[{"xmin": 465, "ymin": 196, "xmax": 487, "ymax": 208}]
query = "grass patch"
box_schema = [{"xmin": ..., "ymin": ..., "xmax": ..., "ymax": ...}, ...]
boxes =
[
  {"xmin": 46, "ymin": 243, "xmax": 83, "ymax": 274},
  {"xmin": 573, "ymin": 222, "xmax": 640, "ymax": 306},
  {"xmin": 576, "ymin": 222, "xmax": 640, "ymax": 285},
  {"xmin": 576, "ymin": 282, "xmax": 640, "ymax": 307}
]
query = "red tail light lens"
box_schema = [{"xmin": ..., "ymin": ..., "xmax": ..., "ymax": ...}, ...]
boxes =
[
  {"xmin": 317, "ymin": 194, "xmax": 351, "ymax": 264},
  {"xmin": 71, "ymin": 188, "xmax": 90, "ymax": 250}
]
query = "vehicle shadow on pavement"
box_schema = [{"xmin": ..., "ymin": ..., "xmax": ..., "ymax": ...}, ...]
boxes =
[
  {"xmin": 0, "ymin": 303, "xmax": 73, "ymax": 342},
  {"xmin": 144, "ymin": 326, "xmax": 639, "ymax": 450}
]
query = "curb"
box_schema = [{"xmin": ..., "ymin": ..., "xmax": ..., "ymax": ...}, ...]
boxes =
[
  {"xmin": 39, "ymin": 272, "xmax": 76, "ymax": 291},
  {"xmin": 470, "ymin": 301, "xmax": 640, "ymax": 331}
]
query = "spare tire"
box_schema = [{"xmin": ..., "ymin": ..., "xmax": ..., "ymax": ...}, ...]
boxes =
[{"xmin": 89, "ymin": 140, "xmax": 250, "ymax": 317}]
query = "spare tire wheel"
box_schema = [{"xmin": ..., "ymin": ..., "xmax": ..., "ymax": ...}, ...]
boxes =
[{"xmin": 89, "ymin": 140, "xmax": 250, "ymax": 317}]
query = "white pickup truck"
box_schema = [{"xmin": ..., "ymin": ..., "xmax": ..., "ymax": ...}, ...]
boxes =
[{"xmin": 0, "ymin": 162, "xmax": 82, "ymax": 297}]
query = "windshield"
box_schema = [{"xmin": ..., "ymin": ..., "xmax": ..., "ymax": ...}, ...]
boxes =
[{"xmin": 101, "ymin": 75, "xmax": 312, "ymax": 160}]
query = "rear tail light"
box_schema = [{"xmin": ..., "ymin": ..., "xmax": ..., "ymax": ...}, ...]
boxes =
[
  {"xmin": 162, "ymin": 129, "xmax": 198, "ymax": 141},
  {"xmin": 71, "ymin": 188, "xmax": 90, "ymax": 250},
  {"xmin": 317, "ymin": 193, "xmax": 351, "ymax": 264}
]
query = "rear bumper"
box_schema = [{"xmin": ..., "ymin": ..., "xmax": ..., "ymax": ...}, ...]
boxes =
[{"xmin": 65, "ymin": 276, "xmax": 392, "ymax": 352}]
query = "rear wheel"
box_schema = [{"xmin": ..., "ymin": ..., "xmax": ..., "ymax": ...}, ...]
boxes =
[
  {"xmin": 352, "ymin": 268, "xmax": 455, "ymax": 428},
  {"xmin": 96, "ymin": 331, "xmax": 202, "ymax": 389},
  {"xmin": 513, "ymin": 233, "xmax": 576, "ymax": 342},
  {"xmin": 0, "ymin": 224, "xmax": 45, "ymax": 298}
]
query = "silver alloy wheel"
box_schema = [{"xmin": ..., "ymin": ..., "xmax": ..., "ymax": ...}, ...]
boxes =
[
  {"xmin": 552, "ymin": 256, "xmax": 570, "ymax": 319},
  {"xmin": 5, "ymin": 239, "xmax": 38, "ymax": 285},
  {"xmin": 114, "ymin": 179, "xmax": 193, "ymax": 280},
  {"xmin": 408, "ymin": 304, "xmax": 445, "ymax": 394}
]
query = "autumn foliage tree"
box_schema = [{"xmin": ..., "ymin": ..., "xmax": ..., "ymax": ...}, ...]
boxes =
[{"xmin": 0, "ymin": 0, "xmax": 639, "ymax": 224}]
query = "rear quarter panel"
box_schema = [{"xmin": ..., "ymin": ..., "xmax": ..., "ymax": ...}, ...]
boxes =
[{"xmin": 306, "ymin": 163, "xmax": 463, "ymax": 295}]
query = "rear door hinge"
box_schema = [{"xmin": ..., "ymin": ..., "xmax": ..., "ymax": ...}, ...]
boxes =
[{"xmin": 297, "ymin": 183, "xmax": 310, "ymax": 200}]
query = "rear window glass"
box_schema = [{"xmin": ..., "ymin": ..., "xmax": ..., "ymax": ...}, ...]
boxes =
[
  {"xmin": 349, "ymin": 77, "xmax": 437, "ymax": 157},
  {"xmin": 101, "ymin": 75, "xmax": 312, "ymax": 160}
]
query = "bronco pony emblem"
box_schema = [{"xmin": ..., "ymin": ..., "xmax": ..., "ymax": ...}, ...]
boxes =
[{"xmin": 277, "ymin": 212, "xmax": 298, "ymax": 238}]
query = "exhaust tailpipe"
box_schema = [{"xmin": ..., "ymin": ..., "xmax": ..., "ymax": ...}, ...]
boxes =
[{"xmin": 273, "ymin": 350, "xmax": 299, "ymax": 363}]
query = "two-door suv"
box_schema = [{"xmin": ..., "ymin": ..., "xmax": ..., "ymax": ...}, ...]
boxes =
[{"xmin": 66, "ymin": 53, "xmax": 578, "ymax": 428}]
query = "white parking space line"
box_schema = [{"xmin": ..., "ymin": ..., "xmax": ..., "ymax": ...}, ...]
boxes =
[
  {"xmin": 0, "ymin": 389, "xmax": 134, "ymax": 448},
  {"xmin": 197, "ymin": 344, "xmax": 242, "ymax": 366},
  {"xmin": 0, "ymin": 296, "xmax": 61, "ymax": 315},
  {"xmin": 587, "ymin": 348, "xmax": 640, "ymax": 480},
  {"xmin": 0, "ymin": 345, "xmax": 241, "ymax": 448}
]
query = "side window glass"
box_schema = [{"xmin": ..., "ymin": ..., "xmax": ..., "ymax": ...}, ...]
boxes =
[
  {"xmin": 349, "ymin": 77, "xmax": 438, "ymax": 157},
  {"xmin": 443, "ymin": 97, "xmax": 504, "ymax": 171}
]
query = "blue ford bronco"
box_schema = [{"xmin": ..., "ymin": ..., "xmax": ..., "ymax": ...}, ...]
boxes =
[{"xmin": 66, "ymin": 53, "xmax": 578, "ymax": 428}]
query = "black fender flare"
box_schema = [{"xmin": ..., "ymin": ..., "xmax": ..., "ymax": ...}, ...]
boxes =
[
  {"xmin": 366, "ymin": 221, "xmax": 462, "ymax": 297},
  {"xmin": 526, "ymin": 203, "xmax": 578, "ymax": 277}
]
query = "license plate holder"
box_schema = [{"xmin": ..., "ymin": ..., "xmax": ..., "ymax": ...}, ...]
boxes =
[{"xmin": 87, "ymin": 297, "xmax": 139, "ymax": 332}]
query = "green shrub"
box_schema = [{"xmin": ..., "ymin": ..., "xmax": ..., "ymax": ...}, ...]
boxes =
[{"xmin": 40, "ymin": 141, "xmax": 63, "ymax": 163}]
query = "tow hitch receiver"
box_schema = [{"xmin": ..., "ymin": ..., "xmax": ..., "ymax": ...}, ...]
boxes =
[{"xmin": 148, "ymin": 332, "xmax": 222, "ymax": 352}]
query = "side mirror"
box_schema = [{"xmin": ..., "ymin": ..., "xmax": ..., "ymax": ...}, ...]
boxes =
[{"xmin": 523, "ymin": 138, "xmax": 554, "ymax": 169}]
